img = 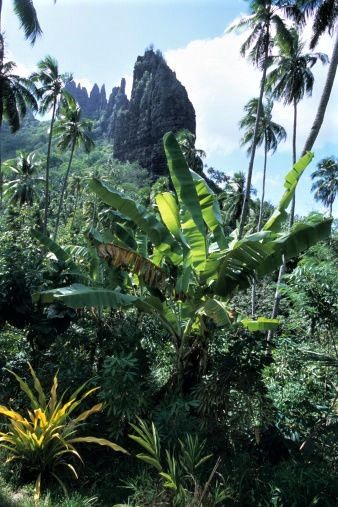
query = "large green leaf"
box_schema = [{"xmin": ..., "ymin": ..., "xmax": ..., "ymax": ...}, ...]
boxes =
[
  {"xmin": 191, "ymin": 170, "xmax": 228, "ymax": 249},
  {"xmin": 212, "ymin": 239, "xmax": 272, "ymax": 297},
  {"xmin": 33, "ymin": 230, "xmax": 73, "ymax": 265},
  {"xmin": 164, "ymin": 132, "xmax": 206, "ymax": 270},
  {"xmin": 155, "ymin": 192, "xmax": 188, "ymax": 247},
  {"xmin": 241, "ymin": 317, "xmax": 279, "ymax": 332},
  {"xmin": 264, "ymin": 152, "xmax": 314, "ymax": 232},
  {"xmin": 257, "ymin": 216, "xmax": 332, "ymax": 278},
  {"xmin": 33, "ymin": 230, "xmax": 83, "ymax": 277},
  {"xmin": 96, "ymin": 243, "xmax": 167, "ymax": 289},
  {"xmin": 33, "ymin": 284, "xmax": 141, "ymax": 309},
  {"xmin": 212, "ymin": 216, "xmax": 332, "ymax": 297},
  {"xmin": 89, "ymin": 178, "xmax": 176, "ymax": 252},
  {"xmin": 197, "ymin": 299, "xmax": 231, "ymax": 326},
  {"xmin": 163, "ymin": 133, "xmax": 205, "ymax": 234},
  {"xmin": 34, "ymin": 284, "xmax": 180, "ymax": 340}
]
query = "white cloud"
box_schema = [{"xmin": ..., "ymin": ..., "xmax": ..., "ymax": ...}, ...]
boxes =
[
  {"xmin": 165, "ymin": 25, "xmax": 338, "ymax": 161},
  {"xmin": 5, "ymin": 50, "xmax": 33, "ymax": 77}
]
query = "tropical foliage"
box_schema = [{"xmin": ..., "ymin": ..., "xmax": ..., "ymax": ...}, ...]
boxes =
[
  {"xmin": 0, "ymin": 364, "xmax": 126, "ymax": 501},
  {"xmin": 311, "ymin": 156, "xmax": 338, "ymax": 215},
  {"xmin": 0, "ymin": 1, "xmax": 337, "ymax": 505},
  {"xmin": 3, "ymin": 152, "xmax": 44, "ymax": 206}
]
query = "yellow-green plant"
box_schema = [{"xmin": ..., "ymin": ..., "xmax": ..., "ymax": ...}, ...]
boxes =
[{"xmin": 0, "ymin": 364, "xmax": 127, "ymax": 501}]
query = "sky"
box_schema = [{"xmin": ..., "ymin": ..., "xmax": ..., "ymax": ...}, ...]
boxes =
[{"xmin": 3, "ymin": 0, "xmax": 338, "ymax": 217}]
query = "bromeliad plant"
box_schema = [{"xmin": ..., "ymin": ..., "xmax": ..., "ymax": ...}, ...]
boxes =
[
  {"xmin": 33, "ymin": 132, "xmax": 332, "ymax": 391},
  {"xmin": 0, "ymin": 364, "xmax": 127, "ymax": 501}
]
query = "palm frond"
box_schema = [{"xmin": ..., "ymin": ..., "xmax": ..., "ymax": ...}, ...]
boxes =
[{"xmin": 13, "ymin": 0, "xmax": 42, "ymax": 44}]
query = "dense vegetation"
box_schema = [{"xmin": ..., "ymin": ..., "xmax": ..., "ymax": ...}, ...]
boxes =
[{"xmin": 0, "ymin": 1, "xmax": 337, "ymax": 506}]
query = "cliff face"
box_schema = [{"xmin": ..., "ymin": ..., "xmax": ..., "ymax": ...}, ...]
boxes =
[
  {"xmin": 112, "ymin": 50, "xmax": 196, "ymax": 176},
  {"xmin": 65, "ymin": 81, "xmax": 107, "ymax": 120},
  {"xmin": 99, "ymin": 78, "xmax": 129, "ymax": 138},
  {"xmin": 68, "ymin": 50, "xmax": 196, "ymax": 176}
]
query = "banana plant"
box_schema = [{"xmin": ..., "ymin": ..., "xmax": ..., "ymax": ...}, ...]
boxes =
[{"xmin": 34, "ymin": 132, "xmax": 332, "ymax": 390}]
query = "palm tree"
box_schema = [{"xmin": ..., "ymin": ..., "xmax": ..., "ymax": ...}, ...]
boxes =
[
  {"xmin": 3, "ymin": 151, "xmax": 44, "ymax": 206},
  {"xmin": 239, "ymin": 96, "xmax": 286, "ymax": 230},
  {"xmin": 228, "ymin": 0, "xmax": 291, "ymax": 237},
  {"xmin": 294, "ymin": 0, "xmax": 337, "ymax": 50},
  {"xmin": 266, "ymin": 27, "xmax": 327, "ymax": 225},
  {"xmin": 0, "ymin": 0, "xmax": 42, "ymax": 72},
  {"xmin": 240, "ymin": 95, "xmax": 286, "ymax": 316},
  {"xmin": 220, "ymin": 171, "xmax": 257, "ymax": 232},
  {"xmin": 278, "ymin": 0, "xmax": 338, "ymax": 156},
  {"xmin": 53, "ymin": 105, "xmax": 94, "ymax": 241},
  {"xmin": 176, "ymin": 129, "xmax": 206, "ymax": 174},
  {"xmin": 0, "ymin": 1, "xmax": 42, "ymax": 44},
  {"xmin": 311, "ymin": 156, "xmax": 338, "ymax": 216},
  {"xmin": 0, "ymin": 61, "xmax": 38, "ymax": 204},
  {"xmin": 31, "ymin": 55, "xmax": 73, "ymax": 232},
  {"xmin": 264, "ymin": 2, "xmax": 338, "ymax": 339},
  {"xmin": 68, "ymin": 174, "xmax": 82, "ymax": 230}
]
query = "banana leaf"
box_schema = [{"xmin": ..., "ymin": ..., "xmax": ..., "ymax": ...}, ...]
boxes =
[
  {"xmin": 197, "ymin": 299, "xmax": 231, "ymax": 326},
  {"xmin": 241, "ymin": 317, "xmax": 279, "ymax": 332},
  {"xmin": 33, "ymin": 230, "xmax": 75, "ymax": 266},
  {"xmin": 164, "ymin": 132, "xmax": 207, "ymax": 270},
  {"xmin": 96, "ymin": 243, "xmax": 167, "ymax": 289},
  {"xmin": 89, "ymin": 178, "xmax": 176, "ymax": 252},
  {"xmin": 263, "ymin": 152, "xmax": 314, "ymax": 232},
  {"xmin": 213, "ymin": 216, "xmax": 332, "ymax": 297},
  {"xmin": 33, "ymin": 284, "xmax": 141, "ymax": 309},
  {"xmin": 156, "ymin": 191, "xmax": 189, "ymax": 247},
  {"xmin": 191, "ymin": 170, "xmax": 228, "ymax": 249}
]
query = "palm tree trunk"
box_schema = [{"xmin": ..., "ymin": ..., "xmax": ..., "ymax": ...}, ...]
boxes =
[
  {"xmin": 252, "ymin": 138, "xmax": 268, "ymax": 316},
  {"xmin": 329, "ymin": 200, "xmax": 333, "ymax": 218},
  {"xmin": 43, "ymin": 97, "xmax": 57, "ymax": 234},
  {"xmin": 301, "ymin": 32, "xmax": 338, "ymax": 156},
  {"xmin": 269, "ymin": 35, "xmax": 338, "ymax": 327},
  {"xmin": 0, "ymin": 31, "xmax": 4, "ymax": 208},
  {"xmin": 258, "ymin": 138, "xmax": 268, "ymax": 231},
  {"xmin": 54, "ymin": 141, "xmax": 75, "ymax": 241},
  {"xmin": 0, "ymin": 121, "xmax": 2, "ymax": 208},
  {"xmin": 71, "ymin": 184, "xmax": 80, "ymax": 231},
  {"xmin": 267, "ymin": 37, "xmax": 338, "ymax": 343},
  {"xmin": 288, "ymin": 98, "xmax": 298, "ymax": 229},
  {"xmin": 238, "ymin": 31, "xmax": 270, "ymax": 239},
  {"xmin": 267, "ymin": 100, "xmax": 298, "ymax": 347}
]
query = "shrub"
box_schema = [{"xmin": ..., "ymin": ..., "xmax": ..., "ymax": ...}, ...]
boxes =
[{"xmin": 0, "ymin": 364, "xmax": 127, "ymax": 501}]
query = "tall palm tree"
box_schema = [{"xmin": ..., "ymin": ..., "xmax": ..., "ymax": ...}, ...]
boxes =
[
  {"xmin": 240, "ymin": 96, "xmax": 286, "ymax": 316},
  {"xmin": 311, "ymin": 156, "xmax": 338, "ymax": 216},
  {"xmin": 68, "ymin": 174, "xmax": 82, "ymax": 231},
  {"xmin": 266, "ymin": 27, "xmax": 327, "ymax": 225},
  {"xmin": 31, "ymin": 55, "xmax": 73, "ymax": 232},
  {"xmin": 278, "ymin": 0, "xmax": 338, "ymax": 155},
  {"xmin": 240, "ymin": 96, "xmax": 286, "ymax": 230},
  {"xmin": 266, "ymin": 1, "xmax": 337, "ymax": 339},
  {"xmin": 228, "ymin": 0, "xmax": 291, "ymax": 237},
  {"xmin": 3, "ymin": 151, "xmax": 44, "ymax": 206},
  {"xmin": 53, "ymin": 105, "xmax": 94, "ymax": 241},
  {"xmin": 0, "ymin": 61, "xmax": 38, "ymax": 204},
  {"xmin": 266, "ymin": 25, "xmax": 327, "ymax": 327}
]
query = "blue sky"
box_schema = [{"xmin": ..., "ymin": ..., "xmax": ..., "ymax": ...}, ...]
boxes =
[{"xmin": 3, "ymin": 0, "xmax": 338, "ymax": 217}]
